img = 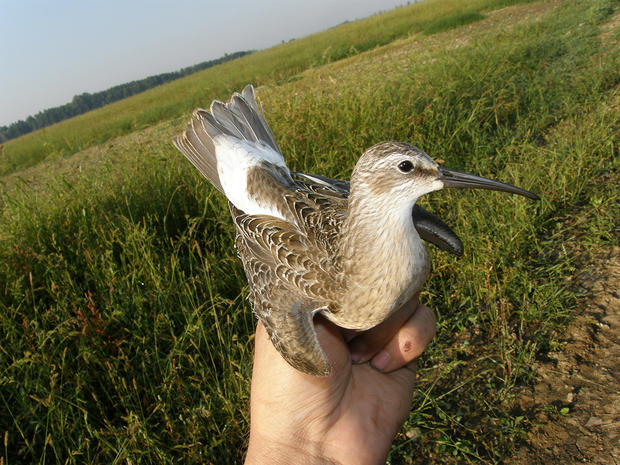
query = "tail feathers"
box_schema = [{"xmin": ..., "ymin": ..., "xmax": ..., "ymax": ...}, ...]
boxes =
[
  {"xmin": 209, "ymin": 86, "xmax": 281, "ymax": 155},
  {"xmin": 232, "ymin": 88, "xmax": 281, "ymax": 153},
  {"xmin": 173, "ymin": 84, "xmax": 281, "ymax": 194},
  {"xmin": 211, "ymin": 100, "xmax": 254, "ymax": 142},
  {"xmin": 173, "ymin": 111, "xmax": 225, "ymax": 193}
]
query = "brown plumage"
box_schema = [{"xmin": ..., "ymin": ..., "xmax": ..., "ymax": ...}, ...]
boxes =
[{"xmin": 173, "ymin": 85, "xmax": 538, "ymax": 376}]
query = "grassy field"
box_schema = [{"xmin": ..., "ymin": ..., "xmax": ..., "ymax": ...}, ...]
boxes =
[
  {"xmin": 1, "ymin": 0, "xmax": 536, "ymax": 179},
  {"xmin": 1, "ymin": 0, "xmax": 618, "ymax": 463}
]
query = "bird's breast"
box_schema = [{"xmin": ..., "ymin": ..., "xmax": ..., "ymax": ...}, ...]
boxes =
[{"xmin": 327, "ymin": 207, "xmax": 430, "ymax": 330}]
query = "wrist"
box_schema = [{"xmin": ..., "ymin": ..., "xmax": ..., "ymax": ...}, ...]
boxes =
[{"xmin": 245, "ymin": 431, "xmax": 338, "ymax": 465}]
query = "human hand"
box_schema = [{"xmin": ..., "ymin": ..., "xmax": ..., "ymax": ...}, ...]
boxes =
[{"xmin": 244, "ymin": 294, "xmax": 436, "ymax": 465}]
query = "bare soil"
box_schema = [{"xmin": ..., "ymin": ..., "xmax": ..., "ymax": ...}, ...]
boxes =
[{"xmin": 507, "ymin": 247, "xmax": 620, "ymax": 464}]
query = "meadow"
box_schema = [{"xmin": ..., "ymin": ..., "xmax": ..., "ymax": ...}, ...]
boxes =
[{"xmin": 0, "ymin": 0, "xmax": 618, "ymax": 463}]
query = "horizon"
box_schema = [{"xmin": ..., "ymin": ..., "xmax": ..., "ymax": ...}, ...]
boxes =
[{"xmin": 0, "ymin": 0, "xmax": 413, "ymax": 127}]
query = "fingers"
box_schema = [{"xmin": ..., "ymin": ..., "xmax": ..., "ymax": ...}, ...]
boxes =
[
  {"xmin": 254, "ymin": 299, "xmax": 436, "ymax": 377},
  {"xmin": 349, "ymin": 294, "xmax": 419, "ymax": 363},
  {"xmin": 368, "ymin": 305, "xmax": 436, "ymax": 373}
]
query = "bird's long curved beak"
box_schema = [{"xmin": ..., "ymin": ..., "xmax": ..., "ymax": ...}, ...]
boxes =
[{"xmin": 439, "ymin": 167, "xmax": 539, "ymax": 200}]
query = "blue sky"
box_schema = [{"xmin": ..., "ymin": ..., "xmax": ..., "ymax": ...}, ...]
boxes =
[{"xmin": 1, "ymin": 0, "xmax": 409, "ymax": 126}]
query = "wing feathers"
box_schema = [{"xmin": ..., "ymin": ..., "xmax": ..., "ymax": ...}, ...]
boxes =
[{"xmin": 173, "ymin": 84, "xmax": 285, "ymax": 197}]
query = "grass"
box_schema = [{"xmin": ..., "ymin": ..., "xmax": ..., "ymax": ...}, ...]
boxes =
[
  {"xmin": 1, "ymin": 0, "xmax": 618, "ymax": 463},
  {"xmin": 1, "ymin": 0, "xmax": 531, "ymax": 179}
]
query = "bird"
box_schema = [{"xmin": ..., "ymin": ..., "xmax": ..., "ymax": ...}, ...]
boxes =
[{"xmin": 173, "ymin": 85, "xmax": 539, "ymax": 376}]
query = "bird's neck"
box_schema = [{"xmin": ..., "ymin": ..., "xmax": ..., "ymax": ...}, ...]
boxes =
[
  {"xmin": 341, "ymin": 193, "xmax": 420, "ymax": 274},
  {"xmin": 334, "ymin": 191, "xmax": 430, "ymax": 329}
]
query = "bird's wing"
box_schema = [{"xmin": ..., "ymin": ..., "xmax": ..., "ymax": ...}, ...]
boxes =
[
  {"xmin": 175, "ymin": 85, "xmax": 346, "ymax": 375},
  {"xmin": 240, "ymin": 253, "xmax": 331, "ymax": 376},
  {"xmin": 292, "ymin": 171, "xmax": 464, "ymax": 256},
  {"xmin": 410, "ymin": 205, "xmax": 463, "ymax": 256},
  {"xmin": 231, "ymin": 203, "xmax": 341, "ymax": 303},
  {"xmin": 174, "ymin": 85, "xmax": 294, "ymax": 220},
  {"xmin": 231, "ymin": 202, "xmax": 342, "ymax": 376}
]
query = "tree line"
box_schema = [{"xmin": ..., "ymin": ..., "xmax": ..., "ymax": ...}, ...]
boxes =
[{"xmin": 0, "ymin": 50, "xmax": 254, "ymax": 143}]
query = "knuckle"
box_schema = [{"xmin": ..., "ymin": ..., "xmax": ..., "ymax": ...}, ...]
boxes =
[
  {"xmin": 397, "ymin": 330, "xmax": 424, "ymax": 360},
  {"xmin": 418, "ymin": 305, "xmax": 437, "ymax": 337}
]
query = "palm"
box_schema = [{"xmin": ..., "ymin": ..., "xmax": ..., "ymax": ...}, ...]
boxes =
[
  {"xmin": 302, "ymin": 320, "xmax": 418, "ymax": 464},
  {"xmin": 249, "ymin": 316, "xmax": 419, "ymax": 465}
]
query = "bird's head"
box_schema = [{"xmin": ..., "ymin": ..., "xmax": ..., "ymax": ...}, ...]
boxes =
[{"xmin": 351, "ymin": 141, "xmax": 538, "ymax": 211}]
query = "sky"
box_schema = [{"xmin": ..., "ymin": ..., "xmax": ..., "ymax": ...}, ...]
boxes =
[{"xmin": 0, "ymin": 0, "xmax": 410, "ymax": 127}]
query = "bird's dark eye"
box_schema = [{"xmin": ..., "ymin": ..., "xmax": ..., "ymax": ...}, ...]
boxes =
[{"xmin": 398, "ymin": 160, "xmax": 413, "ymax": 173}]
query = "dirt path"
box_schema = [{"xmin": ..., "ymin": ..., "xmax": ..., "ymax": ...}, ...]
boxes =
[{"xmin": 507, "ymin": 247, "xmax": 620, "ymax": 464}]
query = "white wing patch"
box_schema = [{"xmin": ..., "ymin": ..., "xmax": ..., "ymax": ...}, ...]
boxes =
[{"xmin": 214, "ymin": 135, "xmax": 289, "ymax": 220}]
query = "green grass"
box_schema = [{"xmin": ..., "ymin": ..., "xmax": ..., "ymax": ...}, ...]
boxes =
[
  {"xmin": 1, "ymin": 0, "xmax": 619, "ymax": 463},
  {"xmin": 1, "ymin": 0, "xmax": 533, "ymax": 179}
]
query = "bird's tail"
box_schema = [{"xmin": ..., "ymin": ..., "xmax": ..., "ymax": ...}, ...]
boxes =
[{"xmin": 173, "ymin": 85, "xmax": 282, "ymax": 193}]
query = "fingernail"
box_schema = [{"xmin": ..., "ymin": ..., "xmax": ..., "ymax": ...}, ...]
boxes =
[{"xmin": 370, "ymin": 350, "xmax": 391, "ymax": 372}]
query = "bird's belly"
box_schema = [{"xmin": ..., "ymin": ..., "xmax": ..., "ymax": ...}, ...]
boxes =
[{"xmin": 327, "ymin": 240, "xmax": 430, "ymax": 330}]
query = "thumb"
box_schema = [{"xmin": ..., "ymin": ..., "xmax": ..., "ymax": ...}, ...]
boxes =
[{"xmin": 312, "ymin": 316, "xmax": 352, "ymax": 379}]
